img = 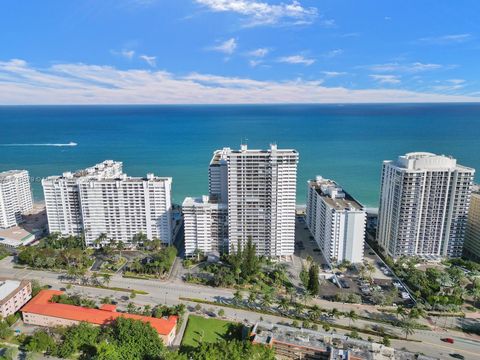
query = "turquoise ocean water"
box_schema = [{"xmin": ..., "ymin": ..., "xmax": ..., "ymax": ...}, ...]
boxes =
[{"xmin": 0, "ymin": 104, "xmax": 479, "ymax": 207}]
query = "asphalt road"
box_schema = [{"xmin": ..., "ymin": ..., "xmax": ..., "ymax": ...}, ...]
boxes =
[{"xmin": 2, "ymin": 258, "xmax": 479, "ymax": 359}]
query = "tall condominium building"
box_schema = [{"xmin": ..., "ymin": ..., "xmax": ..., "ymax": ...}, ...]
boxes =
[
  {"xmin": 464, "ymin": 191, "xmax": 480, "ymax": 261},
  {"xmin": 212, "ymin": 144, "xmax": 298, "ymax": 257},
  {"xmin": 0, "ymin": 170, "xmax": 33, "ymax": 229},
  {"xmin": 42, "ymin": 161, "xmax": 123, "ymax": 236},
  {"xmin": 183, "ymin": 196, "xmax": 228, "ymax": 258},
  {"xmin": 182, "ymin": 144, "xmax": 298, "ymax": 258},
  {"xmin": 377, "ymin": 152, "xmax": 475, "ymax": 259},
  {"xmin": 306, "ymin": 176, "xmax": 366, "ymax": 264},
  {"xmin": 42, "ymin": 161, "xmax": 172, "ymax": 247}
]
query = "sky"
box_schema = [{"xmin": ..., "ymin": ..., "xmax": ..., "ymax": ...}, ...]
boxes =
[{"xmin": 1, "ymin": 0, "xmax": 480, "ymax": 104}]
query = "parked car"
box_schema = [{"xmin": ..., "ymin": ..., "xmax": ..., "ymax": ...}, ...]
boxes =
[
  {"xmin": 442, "ymin": 338, "xmax": 455, "ymax": 344},
  {"xmin": 449, "ymin": 353, "xmax": 464, "ymax": 359}
]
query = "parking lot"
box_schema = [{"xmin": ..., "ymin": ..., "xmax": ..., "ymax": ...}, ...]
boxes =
[{"xmin": 293, "ymin": 216, "xmax": 412, "ymax": 306}]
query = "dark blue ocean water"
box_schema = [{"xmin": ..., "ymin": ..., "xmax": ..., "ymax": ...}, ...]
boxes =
[{"xmin": 1, "ymin": 104, "xmax": 479, "ymax": 207}]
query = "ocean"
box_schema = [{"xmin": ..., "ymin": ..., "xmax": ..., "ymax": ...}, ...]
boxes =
[{"xmin": 1, "ymin": 104, "xmax": 479, "ymax": 207}]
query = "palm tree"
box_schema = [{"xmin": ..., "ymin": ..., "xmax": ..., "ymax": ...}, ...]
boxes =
[
  {"xmin": 277, "ymin": 297, "xmax": 290, "ymax": 314},
  {"xmin": 308, "ymin": 305, "xmax": 321, "ymax": 321},
  {"xmin": 470, "ymin": 285, "xmax": 480, "ymax": 308},
  {"xmin": 90, "ymin": 272, "xmax": 99, "ymax": 286},
  {"xmin": 400, "ymin": 318, "xmax": 416, "ymax": 340},
  {"xmin": 346, "ymin": 310, "xmax": 358, "ymax": 326},
  {"xmin": 329, "ymin": 308, "xmax": 341, "ymax": 320},
  {"xmin": 102, "ymin": 273, "xmax": 112, "ymax": 287},
  {"xmin": 233, "ymin": 290, "xmax": 243, "ymax": 305},
  {"xmin": 395, "ymin": 305, "xmax": 406, "ymax": 321},
  {"xmin": 116, "ymin": 241, "xmax": 125, "ymax": 256},
  {"xmin": 260, "ymin": 293, "xmax": 273, "ymax": 310},
  {"xmin": 409, "ymin": 305, "xmax": 427, "ymax": 320},
  {"xmin": 94, "ymin": 233, "xmax": 107, "ymax": 249},
  {"xmin": 301, "ymin": 291, "xmax": 312, "ymax": 306},
  {"xmin": 293, "ymin": 302, "xmax": 305, "ymax": 317},
  {"xmin": 247, "ymin": 291, "xmax": 257, "ymax": 307}
]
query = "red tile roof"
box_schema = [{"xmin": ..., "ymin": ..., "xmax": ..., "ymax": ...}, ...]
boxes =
[{"xmin": 21, "ymin": 290, "xmax": 177, "ymax": 336}]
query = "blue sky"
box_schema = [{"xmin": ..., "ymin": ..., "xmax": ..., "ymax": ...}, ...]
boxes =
[{"xmin": 1, "ymin": 0, "xmax": 480, "ymax": 104}]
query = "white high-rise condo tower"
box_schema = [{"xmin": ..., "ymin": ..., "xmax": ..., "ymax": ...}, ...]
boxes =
[
  {"xmin": 211, "ymin": 144, "xmax": 299, "ymax": 257},
  {"xmin": 183, "ymin": 144, "xmax": 298, "ymax": 258},
  {"xmin": 0, "ymin": 170, "xmax": 33, "ymax": 229},
  {"xmin": 182, "ymin": 196, "xmax": 228, "ymax": 258},
  {"xmin": 42, "ymin": 161, "xmax": 172, "ymax": 247},
  {"xmin": 377, "ymin": 152, "xmax": 475, "ymax": 259},
  {"xmin": 306, "ymin": 176, "xmax": 366, "ymax": 264}
]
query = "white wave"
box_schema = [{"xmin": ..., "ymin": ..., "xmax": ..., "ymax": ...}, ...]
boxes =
[{"xmin": 0, "ymin": 142, "xmax": 77, "ymax": 147}]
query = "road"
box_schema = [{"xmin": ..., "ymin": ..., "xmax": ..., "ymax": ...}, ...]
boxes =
[{"xmin": 2, "ymin": 258, "xmax": 479, "ymax": 359}]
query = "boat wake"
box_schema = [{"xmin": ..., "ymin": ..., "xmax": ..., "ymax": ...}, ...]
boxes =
[{"xmin": 0, "ymin": 142, "xmax": 78, "ymax": 147}]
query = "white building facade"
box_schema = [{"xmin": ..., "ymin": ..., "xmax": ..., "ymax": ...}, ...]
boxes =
[
  {"xmin": 306, "ymin": 176, "xmax": 366, "ymax": 264},
  {"xmin": 183, "ymin": 196, "xmax": 228, "ymax": 258},
  {"xmin": 42, "ymin": 161, "xmax": 172, "ymax": 246},
  {"xmin": 183, "ymin": 144, "xmax": 298, "ymax": 259},
  {"xmin": 0, "ymin": 170, "xmax": 33, "ymax": 229},
  {"xmin": 213, "ymin": 144, "xmax": 298, "ymax": 257},
  {"xmin": 377, "ymin": 152, "xmax": 475, "ymax": 259}
]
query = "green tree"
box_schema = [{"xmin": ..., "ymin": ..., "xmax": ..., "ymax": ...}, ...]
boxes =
[
  {"xmin": 346, "ymin": 310, "xmax": 358, "ymax": 326},
  {"xmin": 277, "ymin": 297, "xmax": 290, "ymax": 313},
  {"xmin": 107, "ymin": 318, "xmax": 166, "ymax": 360},
  {"xmin": 102, "ymin": 273, "xmax": 112, "ymax": 287},
  {"xmin": 233, "ymin": 290, "xmax": 243, "ymax": 305},
  {"xmin": 241, "ymin": 237, "xmax": 260, "ymax": 279},
  {"xmin": 400, "ymin": 318, "xmax": 416, "ymax": 340},
  {"xmin": 24, "ymin": 330, "xmax": 56, "ymax": 354},
  {"xmin": 382, "ymin": 336, "xmax": 391, "ymax": 347},
  {"xmin": 329, "ymin": 308, "xmax": 341, "ymax": 319},
  {"xmin": 307, "ymin": 263, "xmax": 320, "ymax": 295}
]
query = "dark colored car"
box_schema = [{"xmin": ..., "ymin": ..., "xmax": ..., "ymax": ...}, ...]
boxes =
[{"xmin": 449, "ymin": 353, "xmax": 464, "ymax": 360}]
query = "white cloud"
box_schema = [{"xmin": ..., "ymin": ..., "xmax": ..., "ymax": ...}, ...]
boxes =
[
  {"xmin": 324, "ymin": 49, "xmax": 343, "ymax": 58},
  {"xmin": 139, "ymin": 55, "xmax": 156, "ymax": 67},
  {"xmin": 322, "ymin": 71, "xmax": 347, "ymax": 77},
  {"xmin": 0, "ymin": 58, "xmax": 478, "ymax": 105},
  {"xmin": 370, "ymin": 74, "xmax": 401, "ymax": 84},
  {"xmin": 195, "ymin": 0, "xmax": 318, "ymax": 27},
  {"xmin": 367, "ymin": 62, "xmax": 448, "ymax": 73},
  {"xmin": 111, "ymin": 49, "xmax": 135, "ymax": 60},
  {"xmin": 419, "ymin": 33, "xmax": 472, "ymax": 44},
  {"xmin": 210, "ymin": 38, "xmax": 238, "ymax": 54},
  {"xmin": 278, "ymin": 55, "xmax": 315, "ymax": 66},
  {"xmin": 433, "ymin": 79, "xmax": 466, "ymax": 91},
  {"xmin": 447, "ymin": 79, "xmax": 465, "ymax": 85},
  {"xmin": 248, "ymin": 48, "xmax": 269, "ymax": 57}
]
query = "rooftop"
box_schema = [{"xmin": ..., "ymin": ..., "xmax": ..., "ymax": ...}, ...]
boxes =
[
  {"xmin": 309, "ymin": 176, "xmax": 363, "ymax": 211},
  {"xmin": 182, "ymin": 195, "xmax": 227, "ymax": 209},
  {"xmin": 251, "ymin": 322, "xmax": 398, "ymax": 360},
  {"xmin": 210, "ymin": 145, "xmax": 298, "ymax": 165},
  {"xmin": 0, "ymin": 279, "xmax": 30, "ymax": 306},
  {"xmin": 0, "ymin": 170, "xmax": 28, "ymax": 180},
  {"xmin": 388, "ymin": 152, "xmax": 475, "ymax": 173},
  {"xmin": 0, "ymin": 280, "xmax": 22, "ymax": 302},
  {"xmin": 22, "ymin": 290, "xmax": 177, "ymax": 336},
  {"xmin": 0, "ymin": 226, "xmax": 36, "ymax": 247},
  {"xmin": 43, "ymin": 160, "xmax": 123, "ymax": 181}
]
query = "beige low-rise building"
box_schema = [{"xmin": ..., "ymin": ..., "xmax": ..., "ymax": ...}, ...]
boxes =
[{"xmin": 0, "ymin": 279, "xmax": 32, "ymax": 318}]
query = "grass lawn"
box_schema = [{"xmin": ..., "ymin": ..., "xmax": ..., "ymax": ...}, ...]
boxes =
[{"xmin": 181, "ymin": 315, "xmax": 240, "ymax": 349}]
